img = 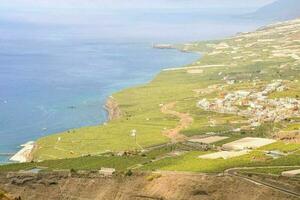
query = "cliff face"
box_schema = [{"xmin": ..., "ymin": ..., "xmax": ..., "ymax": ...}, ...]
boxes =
[{"xmin": 0, "ymin": 172, "xmax": 296, "ymax": 200}]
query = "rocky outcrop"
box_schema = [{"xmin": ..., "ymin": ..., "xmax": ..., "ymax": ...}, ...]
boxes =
[{"xmin": 104, "ymin": 96, "xmax": 122, "ymax": 121}]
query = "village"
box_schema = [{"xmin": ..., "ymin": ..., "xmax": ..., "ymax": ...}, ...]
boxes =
[{"xmin": 198, "ymin": 80, "xmax": 300, "ymax": 128}]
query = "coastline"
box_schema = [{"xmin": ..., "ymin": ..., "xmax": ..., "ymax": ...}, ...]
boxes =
[
  {"xmin": 9, "ymin": 45, "xmax": 198, "ymax": 163},
  {"xmin": 9, "ymin": 97, "xmax": 120, "ymax": 163}
]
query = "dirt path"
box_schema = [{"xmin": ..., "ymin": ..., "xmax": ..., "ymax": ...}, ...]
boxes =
[{"xmin": 161, "ymin": 102, "xmax": 193, "ymax": 142}]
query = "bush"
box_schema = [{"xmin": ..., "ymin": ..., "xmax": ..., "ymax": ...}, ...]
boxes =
[
  {"xmin": 125, "ymin": 169, "xmax": 133, "ymax": 176},
  {"xmin": 146, "ymin": 173, "xmax": 162, "ymax": 181}
]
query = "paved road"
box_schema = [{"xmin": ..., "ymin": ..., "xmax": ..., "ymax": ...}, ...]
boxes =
[{"xmin": 225, "ymin": 166, "xmax": 300, "ymax": 198}]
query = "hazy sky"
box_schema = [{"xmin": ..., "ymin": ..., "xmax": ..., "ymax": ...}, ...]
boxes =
[
  {"xmin": 0, "ymin": 0, "xmax": 276, "ymax": 24},
  {"xmin": 1, "ymin": 0, "xmax": 276, "ymax": 10},
  {"xmin": 0, "ymin": 0, "xmax": 277, "ymax": 42}
]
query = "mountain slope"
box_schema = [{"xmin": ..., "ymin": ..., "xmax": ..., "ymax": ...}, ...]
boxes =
[{"xmin": 250, "ymin": 0, "xmax": 300, "ymax": 20}]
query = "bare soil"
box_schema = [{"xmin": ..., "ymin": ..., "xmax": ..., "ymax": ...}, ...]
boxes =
[
  {"xmin": 161, "ymin": 102, "xmax": 192, "ymax": 142},
  {"xmin": 275, "ymin": 131, "xmax": 300, "ymax": 143},
  {"xmin": 0, "ymin": 172, "xmax": 297, "ymax": 200}
]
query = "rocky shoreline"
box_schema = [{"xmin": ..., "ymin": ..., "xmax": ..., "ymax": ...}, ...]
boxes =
[{"xmin": 104, "ymin": 96, "xmax": 122, "ymax": 121}]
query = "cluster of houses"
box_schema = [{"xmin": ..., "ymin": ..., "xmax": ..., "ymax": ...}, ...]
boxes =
[{"xmin": 198, "ymin": 80, "xmax": 300, "ymax": 128}]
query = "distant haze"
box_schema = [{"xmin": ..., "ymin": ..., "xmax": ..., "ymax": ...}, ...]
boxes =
[
  {"xmin": 1, "ymin": 0, "xmax": 276, "ymax": 10},
  {"xmin": 0, "ymin": 0, "xmax": 275, "ymax": 42},
  {"xmin": 252, "ymin": 0, "xmax": 300, "ymax": 20}
]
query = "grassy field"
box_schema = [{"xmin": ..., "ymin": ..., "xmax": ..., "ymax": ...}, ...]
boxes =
[
  {"xmin": 142, "ymin": 151, "xmax": 269, "ymax": 173},
  {"xmin": 258, "ymin": 142, "xmax": 300, "ymax": 153},
  {"xmin": 2, "ymin": 147, "xmax": 300, "ymax": 174},
  {"xmin": 1, "ymin": 144, "xmax": 193, "ymax": 172},
  {"xmin": 0, "ymin": 155, "xmax": 147, "ymax": 172},
  {"xmin": 239, "ymin": 167, "xmax": 300, "ymax": 176},
  {"xmin": 0, "ymin": 145, "xmax": 178, "ymax": 172},
  {"xmin": 142, "ymin": 150, "xmax": 300, "ymax": 173}
]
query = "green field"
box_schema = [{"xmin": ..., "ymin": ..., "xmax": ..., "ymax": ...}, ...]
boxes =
[
  {"xmin": 239, "ymin": 167, "xmax": 300, "ymax": 176},
  {"xmin": 2, "ymin": 146, "xmax": 300, "ymax": 174},
  {"xmin": 142, "ymin": 149, "xmax": 300, "ymax": 173},
  {"xmin": 259, "ymin": 142, "xmax": 300, "ymax": 153},
  {"xmin": 0, "ymin": 145, "xmax": 177, "ymax": 172}
]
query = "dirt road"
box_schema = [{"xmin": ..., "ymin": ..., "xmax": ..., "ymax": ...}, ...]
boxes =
[{"xmin": 161, "ymin": 102, "xmax": 193, "ymax": 142}]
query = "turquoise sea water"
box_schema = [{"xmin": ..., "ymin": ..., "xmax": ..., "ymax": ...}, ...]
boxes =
[{"xmin": 0, "ymin": 8, "xmax": 272, "ymax": 163}]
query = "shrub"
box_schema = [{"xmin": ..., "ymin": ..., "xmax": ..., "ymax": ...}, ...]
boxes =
[
  {"xmin": 146, "ymin": 173, "xmax": 162, "ymax": 181},
  {"xmin": 125, "ymin": 169, "xmax": 133, "ymax": 176}
]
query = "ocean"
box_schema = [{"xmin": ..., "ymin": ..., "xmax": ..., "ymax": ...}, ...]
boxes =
[{"xmin": 0, "ymin": 8, "xmax": 271, "ymax": 163}]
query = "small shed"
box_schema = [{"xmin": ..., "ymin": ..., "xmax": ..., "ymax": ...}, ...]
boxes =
[
  {"xmin": 99, "ymin": 167, "xmax": 116, "ymax": 176},
  {"xmin": 281, "ymin": 169, "xmax": 300, "ymax": 177},
  {"xmin": 222, "ymin": 137, "xmax": 276, "ymax": 151}
]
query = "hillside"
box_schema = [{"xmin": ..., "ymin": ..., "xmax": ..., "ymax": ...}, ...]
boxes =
[
  {"xmin": 250, "ymin": 0, "xmax": 300, "ymax": 20},
  {"xmin": 0, "ymin": 172, "xmax": 298, "ymax": 200}
]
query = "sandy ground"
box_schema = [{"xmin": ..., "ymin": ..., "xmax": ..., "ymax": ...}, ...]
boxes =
[
  {"xmin": 161, "ymin": 102, "xmax": 192, "ymax": 142},
  {"xmin": 281, "ymin": 169, "xmax": 300, "ymax": 177},
  {"xmin": 199, "ymin": 150, "xmax": 249, "ymax": 159},
  {"xmin": 189, "ymin": 136, "xmax": 229, "ymax": 144},
  {"xmin": 0, "ymin": 172, "xmax": 297, "ymax": 200},
  {"xmin": 187, "ymin": 69, "xmax": 204, "ymax": 74},
  {"xmin": 275, "ymin": 131, "xmax": 300, "ymax": 143},
  {"xmin": 222, "ymin": 137, "xmax": 276, "ymax": 150}
]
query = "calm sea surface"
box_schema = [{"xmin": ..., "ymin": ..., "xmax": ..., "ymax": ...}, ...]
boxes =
[{"xmin": 0, "ymin": 8, "xmax": 272, "ymax": 163}]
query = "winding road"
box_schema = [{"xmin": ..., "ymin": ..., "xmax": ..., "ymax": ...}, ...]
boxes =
[{"xmin": 225, "ymin": 166, "xmax": 300, "ymax": 198}]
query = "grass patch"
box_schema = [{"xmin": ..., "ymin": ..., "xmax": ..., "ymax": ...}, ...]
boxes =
[
  {"xmin": 239, "ymin": 167, "xmax": 300, "ymax": 176},
  {"xmin": 0, "ymin": 145, "xmax": 176, "ymax": 172},
  {"xmin": 142, "ymin": 151, "xmax": 270, "ymax": 173},
  {"xmin": 0, "ymin": 155, "xmax": 148, "ymax": 172},
  {"xmin": 259, "ymin": 142, "xmax": 300, "ymax": 153}
]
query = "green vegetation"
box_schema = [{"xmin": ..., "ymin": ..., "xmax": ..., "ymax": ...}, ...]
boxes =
[
  {"xmin": 142, "ymin": 150, "xmax": 300, "ymax": 173},
  {"xmin": 146, "ymin": 173, "xmax": 162, "ymax": 181},
  {"xmin": 2, "ymin": 145, "xmax": 300, "ymax": 174},
  {"xmin": 259, "ymin": 142, "xmax": 300, "ymax": 153},
  {"xmin": 142, "ymin": 151, "xmax": 270, "ymax": 173},
  {"xmin": 0, "ymin": 155, "xmax": 147, "ymax": 172},
  {"xmin": 239, "ymin": 167, "xmax": 300, "ymax": 176},
  {"xmin": 0, "ymin": 145, "xmax": 175, "ymax": 172}
]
